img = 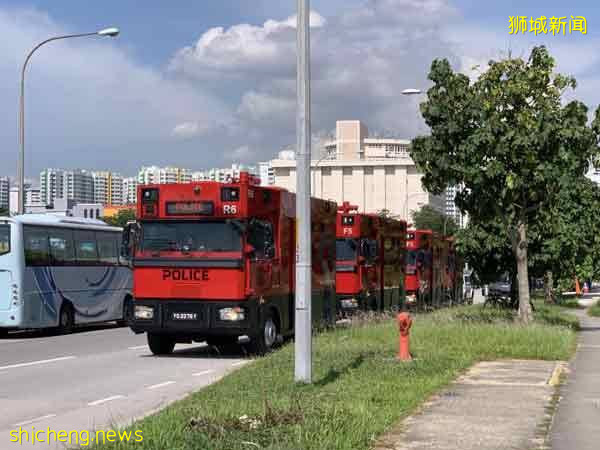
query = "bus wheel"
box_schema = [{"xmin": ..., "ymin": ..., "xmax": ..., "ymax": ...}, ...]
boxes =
[
  {"xmin": 58, "ymin": 304, "xmax": 74, "ymax": 334},
  {"xmin": 248, "ymin": 312, "xmax": 278, "ymax": 355},
  {"xmin": 117, "ymin": 296, "xmax": 133, "ymax": 327},
  {"xmin": 147, "ymin": 333, "xmax": 175, "ymax": 356}
]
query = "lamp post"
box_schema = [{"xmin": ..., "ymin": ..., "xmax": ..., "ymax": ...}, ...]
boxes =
[
  {"xmin": 18, "ymin": 27, "xmax": 120, "ymax": 215},
  {"xmin": 295, "ymin": 0, "xmax": 312, "ymax": 383}
]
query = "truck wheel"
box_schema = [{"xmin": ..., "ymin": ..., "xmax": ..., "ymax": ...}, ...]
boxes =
[
  {"xmin": 248, "ymin": 312, "xmax": 278, "ymax": 355},
  {"xmin": 147, "ymin": 333, "xmax": 175, "ymax": 355},
  {"xmin": 58, "ymin": 303, "xmax": 74, "ymax": 334}
]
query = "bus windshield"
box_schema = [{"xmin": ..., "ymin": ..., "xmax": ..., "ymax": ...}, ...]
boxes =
[
  {"xmin": 336, "ymin": 239, "xmax": 357, "ymax": 261},
  {"xmin": 140, "ymin": 221, "xmax": 242, "ymax": 253},
  {"xmin": 0, "ymin": 225, "xmax": 9, "ymax": 256}
]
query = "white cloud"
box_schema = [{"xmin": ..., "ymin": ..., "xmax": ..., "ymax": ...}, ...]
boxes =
[
  {"xmin": 228, "ymin": 145, "xmax": 252, "ymax": 162},
  {"xmin": 0, "ymin": 7, "xmax": 230, "ymax": 176}
]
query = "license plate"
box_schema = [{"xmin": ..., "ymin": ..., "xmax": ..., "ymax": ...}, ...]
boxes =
[{"xmin": 172, "ymin": 312, "xmax": 198, "ymax": 321}]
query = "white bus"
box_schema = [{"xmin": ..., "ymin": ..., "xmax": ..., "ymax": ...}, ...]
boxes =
[{"xmin": 0, "ymin": 215, "xmax": 132, "ymax": 335}]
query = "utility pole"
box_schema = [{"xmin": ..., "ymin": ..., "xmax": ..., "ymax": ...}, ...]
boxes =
[{"xmin": 295, "ymin": 0, "xmax": 312, "ymax": 383}]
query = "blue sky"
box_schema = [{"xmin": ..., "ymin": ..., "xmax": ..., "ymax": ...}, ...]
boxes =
[{"xmin": 1, "ymin": 0, "xmax": 599, "ymax": 178}]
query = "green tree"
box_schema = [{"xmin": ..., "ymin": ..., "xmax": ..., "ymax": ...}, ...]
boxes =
[
  {"xmin": 0, "ymin": 208, "xmax": 8, "ymax": 217},
  {"xmin": 410, "ymin": 205, "xmax": 458, "ymax": 236},
  {"xmin": 411, "ymin": 46, "xmax": 600, "ymax": 323},
  {"xmin": 102, "ymin": 208, "xmax": 136, "ymax": 228}
]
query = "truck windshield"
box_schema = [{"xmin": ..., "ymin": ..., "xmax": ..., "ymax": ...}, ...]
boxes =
[
  {"xmin": 336, "ymin": 239, "xmax": 357, "ymax": 261},
  {"xmin": 0, "ymin": 225, "xmax": 9, "ymax": 256},
  {"xmin": 140, "ymin": 221, "xmax": 242, "ymax": 253},
  {"xmin": 406, "ymin": 250, "xmax": 417, "ymax": 265}
]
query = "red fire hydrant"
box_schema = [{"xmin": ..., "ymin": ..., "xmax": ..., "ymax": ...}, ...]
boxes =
[{"xmin": 397, "ymin": 312, "xmax": 413, "ymax": 361}]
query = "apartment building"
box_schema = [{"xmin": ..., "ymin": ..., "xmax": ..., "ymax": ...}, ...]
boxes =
[
  {"xmin": 40, "ymin": 169, "xmax": 94, "ymax": 205},
  {"xmin": 92, "ymin": 171, "xmax": 124, "ymax": 205},
  {"xmin": 138, "ymin": 166, "xmax": 191, "ymax": 185},
  {"xmin": 122, "ymin": 177, "xmax": 138, "ymax": 205},
  {"xmin": 191, "ymin": 164, "xmax": 259, "ymax": 183},
  {"xmin": 258, "ymin": 161, "xmax": 275, "ymax": 186},
  {"xmin": 271, "ymin": 120, "xmax": 443, "ymax": 220},
  {"xmin": 0, "ymin": 177, "xmax": 8, "ymax": 210}
]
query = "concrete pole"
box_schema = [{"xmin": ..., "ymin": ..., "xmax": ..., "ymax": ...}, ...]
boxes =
[{"xmin": 295, "ymin": 0, "xmax": 312, "ymax": 383}]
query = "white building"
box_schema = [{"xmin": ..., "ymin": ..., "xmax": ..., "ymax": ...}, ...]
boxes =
[
  {"xmin": 0, "ymin": 177, "xmax": 8, "ymax": 210},
  {"xmin": 9, "ymin": 185, "xmax": 41, "ymax": 215},
  {"xmin": 192, "ymin": 164, "xmax": 258, "ymax": 183},
  {"xmin": 40, "ymin": 169, "xmax": 94, "ymax": 205},
  {"xmin": 122, "ymin": 177, "xmax": 138, "ymax": 205},
  {"xmin": 138, "ymin": 166, "xmax": 192, "ymax": 185},
  {"xmin": 271, "ymin": 120, "xmax": 443, "ymax": 221},
  {"xmin": 444, "ymin": 185, "xmax": 467, "ymax": 228},
  {"xmin": 92, "ymin": 171, "xmax": 124, "ymax": 206},
  {"xmin": 258, "ymin": 161, "xmax": 275, "ymax": 186}
]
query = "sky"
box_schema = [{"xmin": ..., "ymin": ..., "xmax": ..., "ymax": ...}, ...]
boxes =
[{"xmin": 1, "ymin": 0, "xmax": 599, "ymax": 178}]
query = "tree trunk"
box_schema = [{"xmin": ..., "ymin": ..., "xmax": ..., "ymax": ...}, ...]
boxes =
[
  {"xmin": 515, "ymin": 222, "xmax": 533, "ymax": 324},
  {"xmin": 544, "ymin": 271, "xmax": 554, "ymax": 304}
]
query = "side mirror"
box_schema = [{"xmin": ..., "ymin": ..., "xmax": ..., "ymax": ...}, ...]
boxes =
[
  {"xmin": 244, "ymin": 243, "xmax": 256, "ymax": 256},
  {"xmin": 121, "ymin": 224, "xmax": 132, "ymax": 259}
]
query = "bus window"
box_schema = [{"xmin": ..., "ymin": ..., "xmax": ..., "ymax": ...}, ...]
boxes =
[
  {"xmin": 97, "ymin": 232, "xmax": 119, "ymax": 265},
  {"xmin": 74, "ymin": 230, "xmax": 99, "ymax": 264},
  {"xmin": 48, "ymin": 228, "xmax": 75, "ymax": 265},
  {"xmin": 0, "ymin": 225, "xmax": 9, "ymax": 255},
  {"xmin": 24, "ymin": 226, "xmax": 50, "ymax": 266}
]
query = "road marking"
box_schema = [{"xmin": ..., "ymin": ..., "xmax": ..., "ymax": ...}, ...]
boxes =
[
  {"xmin": 0, "ymin": 339, "xmax": 26, "ymax": 345},
  {"xmin": 232, "ymin": 361, "xmax": 247, "ymax": 366},
  {"xmin": 88, "ymin": 395, "xmax": 125, "ymax": 406},
  {"xmin": 147, "ymin": 381, "xmax": 176, "ymax": 390},
  {"xmin": 14, "ymin": 414, "xmax": 57, "ymax": 427},
  {"xmin": 0, "ymin": 356, "xmax": 76, "ymax": 371},
  {"xmin": 128, "ymin": 345, "xmax": 148, "ymax": 350},
  {"xmin": 192, "ymin": 370, "xmax": 215, "ymax": 377}
]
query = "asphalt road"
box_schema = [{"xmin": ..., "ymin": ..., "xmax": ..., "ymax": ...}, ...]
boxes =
[{"xmin": 0, "ymin": 324, "xmax": 248, "ymax": 449}]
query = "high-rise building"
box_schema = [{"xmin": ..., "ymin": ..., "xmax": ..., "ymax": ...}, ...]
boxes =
[
  {"xmin": 40, "ymin": 169, "xmax": 94, "ymax": 205},
  {"xmin": 271, "ymin": 120, "xmax": 443, "ymax": 220},
  {"xmin": 92, "ymin": 171, "xmax": 124, "ymax": 205},
  {"xmin": 9, "ymin": 185, "xmax": 41, "ymax": 215},
  {"xmin": 258, "ymin": 162, "xmax": 275, "ymax": 186},
  {"xmin": 122, "ymin": 177, "xmax": 138, "ymax": 205},
  {"xmin": 0, "ymin": 177, "xmax": 9, "ymax": 210},
  {"xmin": 138, "ymin": 166, "xmax": 191, "ymax": 185},
  {"xmin": 444, "ymin": 185, "xmax": 466, "ymax": 228},
  {"xmin": 191, "ymin": 164, "xmax": 258, "ymax": 183}
]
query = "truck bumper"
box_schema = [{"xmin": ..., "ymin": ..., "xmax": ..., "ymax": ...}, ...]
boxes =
[{"xmin": 130, "ymin": 298, "xmax": 259, "ymax": 340}]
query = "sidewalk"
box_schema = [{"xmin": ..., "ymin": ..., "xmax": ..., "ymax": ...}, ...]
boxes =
[
  {"xmin": 550, "ymin": 308, "xmax": 600, "ymax": 450},
  {"xmin": 374, "ymin": 360, "xmax": 562, "ymax": 450}
]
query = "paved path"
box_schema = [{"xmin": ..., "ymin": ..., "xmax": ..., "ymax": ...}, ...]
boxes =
[
  {"xmin": 550, "ymin": 308, "xmax": 600, "ymax": 450},
  {"xmin": 0, "ymin": 325, "xmax": 249, "ymax": 449},
  {"xmin": 374, "ymin": 360, "xmax": 561, "ymax": 450}
]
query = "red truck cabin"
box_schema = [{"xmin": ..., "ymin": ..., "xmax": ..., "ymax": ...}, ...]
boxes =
[
  {"xmin": 129, "ymin": 173, "xmax": 337, "ymax": 354},
  {"xmin": 405, "ymin": 229, "xmax": 433, "ymax": 306},
  {"xmin": 335, "ymin": 203, "xmax": 380, "ymax": 311}
]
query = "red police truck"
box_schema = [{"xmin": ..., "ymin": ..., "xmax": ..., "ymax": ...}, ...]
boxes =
[
  {"xmin": 335, "ymin": 202, "xmax": 406, "ymax": 313},
  {"xmin": 125, "ymin": 173, "xmax": 336, "ymax": 355}
]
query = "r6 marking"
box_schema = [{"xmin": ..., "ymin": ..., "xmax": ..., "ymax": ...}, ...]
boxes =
[{"xmin": 223, "ymin": 204, "xmax": 238, "ymax": 215}]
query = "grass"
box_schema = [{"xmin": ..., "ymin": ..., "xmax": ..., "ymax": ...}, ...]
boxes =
[
  {"xmin": 89, "ymin": 305, "xmax": 577, "ymax": 450},
  {"xmin": 588, "ymin": 301, "xmax": 600, "ymax": 317}
]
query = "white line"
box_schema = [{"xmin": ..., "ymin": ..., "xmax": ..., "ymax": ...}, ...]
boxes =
[
  {"xmin": 231, "ymin": 361, "xmax": 247, "ymax": 366},
  {"xmin": 147, "ymin": 381, "xmax": 176, "ymax": 390},
  {"xmin": 88, "ymin": 395, "xmax": 125, "ymax": 406},
  {"xmin": 0, "ymin": 339, "xmax": 26, "ymax": 345},
  {"xmin": 14, "ymin": 414, "xmax": 57, "ymax": 427},
  {"xmin": 192, "ymin": 370, "xmax": 215, "ymax": 377},
  {"xmin": 128, "ymin": 345, "xmax": 148, "ymax": 350},
  {"xmin": 0, "ymin": 356, "xmax": 76, "ymax": 371}
]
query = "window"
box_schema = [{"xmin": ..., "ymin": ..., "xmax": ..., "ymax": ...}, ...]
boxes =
[
  {"xmin": 140, "ymin": 221, "xmax": 242, "ymax": 253},
  {"xmin": 74, "ymin": 230, "xmax": 98, "ymax": 263},
  {"xmin": 24, "ymin": 226, "xmax": 50, "ymax": 266},
  {"xmin": 97, "ymin": 232, "xmax": 118, "ymax": 265},
  {"xmin": 0, "ymin": 225, "xmax": 9, "ymax": 256},
  {"xmin": 336, "ymin": 239, "xmax": 357, "ymax": 261},
  {"xmin": 248, "ymin": 220, "xmax": 274, "ymax": 259},
  {"xmin": 84, "ymin": 210, "xmax": 88, "ymax": 219},
  {"xmin": 48, "ymin": 228, "xmax": 75, "ymax": 265},
  {"xmin": 96, "ymin": 209, "xmax": 100, "ymax": 219}
]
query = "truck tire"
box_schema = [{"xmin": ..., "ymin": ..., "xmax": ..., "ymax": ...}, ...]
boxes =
[
  {"xmin": 147, "ymin": 333, "xmax": 175, "ymax": 355},
  {"xmin": 247, "ymin": 312, "xmax": 278, "ymax": 355}
]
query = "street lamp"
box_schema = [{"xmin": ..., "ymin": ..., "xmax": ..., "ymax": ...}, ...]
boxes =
[{"xmin": 17, "ymin": 27, "xmax": 120, "ymax": 215}]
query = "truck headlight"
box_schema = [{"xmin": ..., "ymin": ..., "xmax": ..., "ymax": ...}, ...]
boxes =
[
  {"xmin": 219, "ymin": 307, "xmax": 246, "ymax": 322},
  {"xmin": 134, "ymin": 305, "xmax": 154, "ymax": 320}
]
